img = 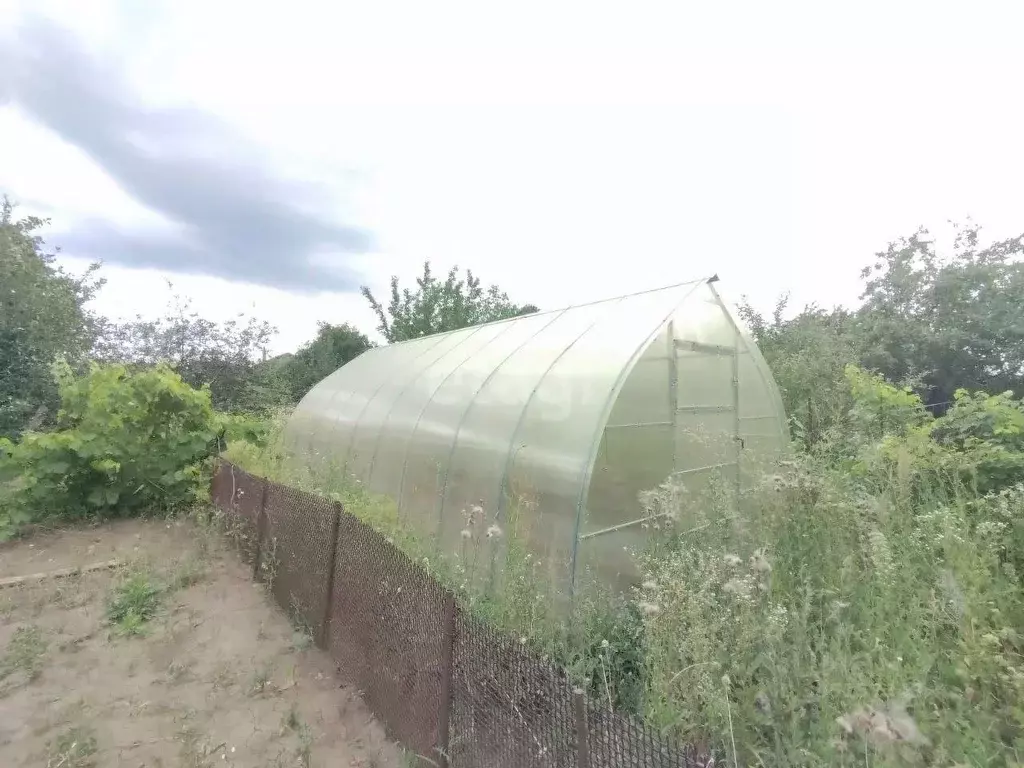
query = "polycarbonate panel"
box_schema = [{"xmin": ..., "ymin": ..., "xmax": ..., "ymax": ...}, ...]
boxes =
[
  {"xmin": 291, "ymin": 334, "xmax": 451, "ymax": 465},
  {"xmin": 438, "ymin": 300, "xmax": 620, "ymax": 557},
  {"xmin": 714, "ymin": 286, "xmax": 789, "ymax": 443},
  {"xmin": 675, "ymin": 350, "xmax": 734, "ymax": 408},
  {"xmin": 507, "ymin": 284, "xmax": 702, "ymax": 581},
  {"xmin": 366, "ymin": 321, "xmax": 513, "ymax": 527},
  {"xmin": 736, "ymin": 352, "xmax": 775, "ymax": 420},
  {"xmin": 346, "ymin": 329, "xmax": 479, "ymax": 479},
  {"xmin": 589, "ymin": 423, "xmax": 673, "ymax": 531},
  {"xmin": 296, "ymin": 354, "xmax": 382, "ymax": 459},
  {"xmin": 672, "ymin": 284, "xmax": 740, "ymax": 348},
  {"xmin": 605, "ymin": 325, "xmax": 672, "ymax": 427},
  {"xmin": 397, "ymin": 311, "xmax": 563, "ymax": 540}
]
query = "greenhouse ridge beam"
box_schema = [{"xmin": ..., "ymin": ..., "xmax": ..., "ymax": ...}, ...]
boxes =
[{"xmin": 378, "ymin": 276, "xmax": 719, "ymax": 348}]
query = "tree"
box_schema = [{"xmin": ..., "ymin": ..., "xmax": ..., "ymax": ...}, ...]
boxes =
[
  {"xmin": 740, "ymin": 222, "xmax": 1024, "ymax": 446},
  {"xmin": 0, "ymin": 197, "xmax": 102, "ymax": 438},
  {"xmin": 281, "ymin": 322, "xmax": 372, "ymax": 401},
  {"xmin": 361, "ymin": 261, "xmax": 538, "ymax": 343},
  {"xmin": 739, "ymin": 295, "xmax": 865, "ymax": 448},
  {"xmin": 93, "ymin": 288, "xmax": 278, "ymax": 412},
  {"xmin": 857, "ymin": 223, "xmax": 1024, "ymax": 409}
]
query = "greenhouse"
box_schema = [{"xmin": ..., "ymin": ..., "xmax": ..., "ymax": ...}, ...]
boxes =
[{"xmin": 284, "ymin": 277, "xmax": 788, "ymax": 593}]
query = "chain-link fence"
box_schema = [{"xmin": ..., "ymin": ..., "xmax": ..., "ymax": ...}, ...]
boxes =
[{"xmin": 211, "ymin": 461, "xmax": 713, "ymax": 768}]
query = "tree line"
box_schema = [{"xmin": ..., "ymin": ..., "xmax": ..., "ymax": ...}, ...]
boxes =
[
  {"xmin": 0, "ymin": 196, "xmax": 536, "ymax": 439},
  {"xmin": 739, "ymin": 221, "xmax": 1024, "ymax": 447},
  {"xmin": 3, "ymin": 193, "xmax": 1022, "ymax": 443}
]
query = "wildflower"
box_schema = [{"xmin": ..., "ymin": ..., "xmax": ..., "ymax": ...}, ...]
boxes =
[
  {"xmin": 641, "ymin": 580, "xmax": 658, "ymax": 591},
  {"xmin": 638, "ymin": 601, "xmax": 661, "ymax": 616},
  {"xmin": 723, "ymin": 553, "xmax": 742, "ymax": 567},
  {"xmin": 600, "ymin": 639, "xmax": 610, "ymax": 649},
  {"xmin": 723, "ymin": 578, "xmax": 750, "ymax": 597},
  {"xmin": 519, "ymin": 636, "xmax": 527, "ymax": 645},
  {"xmin": 836, "ymin": 701, "xmax": 928, "ymax": 748},
  {"xmin": 486, "ymin": 524, "xmax": 503, "ymax": 539},
  {"xmin": 470, "ymin": 503, "xmax": 484, "ymax": 518},
  {"xmin": 749, "ymin": 548, "xmax": 772, "ymax": 575},
  {"xmin": 460, "ymin": 529, "xmax": 472, "ymax": 540}
]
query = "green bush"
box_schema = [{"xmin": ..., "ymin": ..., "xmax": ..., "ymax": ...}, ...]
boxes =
[
  {"xmin": 636, "ymin": 368, "xmax": 1024, "ymax": 766},
  {"xmin": 0, "ymin": 361, "xmax": 221, "ymax": 538}
]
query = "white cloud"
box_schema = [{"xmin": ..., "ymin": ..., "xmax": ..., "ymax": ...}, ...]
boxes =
[{"xmin": 2, "ymin": 0, "xmax": 1022, "ymax": 355}]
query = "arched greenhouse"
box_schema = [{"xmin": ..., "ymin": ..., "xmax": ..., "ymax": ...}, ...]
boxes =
[{"xmin": 284, "ymin": 277, "xmax": 788, "ymax": 593}]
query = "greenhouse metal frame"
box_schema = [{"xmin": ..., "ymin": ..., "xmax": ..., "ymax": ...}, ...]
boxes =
[{"xmin": 285, "ymin": 276, "xmax": 788, "ymax": 591}]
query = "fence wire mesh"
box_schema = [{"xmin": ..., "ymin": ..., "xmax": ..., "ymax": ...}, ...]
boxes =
[
  {"xmin": 326, "ymin": 511, "xmax": 451, "ymax": 757},
  {"xmin": 210, "ymin": 462, "xmax": 264, "ymax": 565},
  {"xmin": 260, "ymin": 482, "xmax": 339, "ymax": 640},
  {"xmin": 586, "ymin": 706, "xmax": 715, "ymax": 768},
  {"xmin": 450, "ymin": 608, "xmax": 579, "ymax": 767},
  {"xmin": 211, "ymin": 461, "xmax": 710, "ymax": 768}
]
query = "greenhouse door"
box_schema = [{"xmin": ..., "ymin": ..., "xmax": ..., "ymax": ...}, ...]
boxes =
[{"xmin": 670, "ymin": 331, "xmax": 742, "ymax": 501}]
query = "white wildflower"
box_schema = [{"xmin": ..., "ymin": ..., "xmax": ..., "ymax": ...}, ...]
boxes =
[
  {"xmin": 749, "ymin": 548, "xmax": 772, "ymax": 575},
  {"xmin": 723, "ymin": 578, "xmax": 750, "ymax": 597},
  {"xmin": 638, "ymin": 601, "xmax": 661, "ymax": 616},
  {"xmin": 486, "ymin": 524, "xmax": 503, "ymax": 539},
  {"xmin": 723, "ymin": 553, "xmax": 742, "ymax": 567},
  {"xmin": 836, "ymin": 700, "xmax": 929, "ymax": 748},
  {"xmin": 460, "ymin": 529, "xmax": 472, "ymax": 540},
  {"xmin": 641, "ymin": 580, "xmax": 658, "ymax": 591}
]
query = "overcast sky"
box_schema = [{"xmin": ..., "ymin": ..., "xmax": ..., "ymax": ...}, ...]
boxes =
[{"xmin": 1, "ymin": 0, "xmax": 1022, "ymax": 352}]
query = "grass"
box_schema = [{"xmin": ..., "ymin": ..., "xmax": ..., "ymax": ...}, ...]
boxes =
[
  {"xmin": 281, "ymin": 705, "xmax": 314, "ymax": 767},
  {"xmin": 635, "ymin": 451, "xmax": 1024, "ymax": 766},
  {"xmin": 47, "ymin": 725, "xmax": 97, "ymax": 768},
  {"xmin": 0, "ymin": 623, "xmax": 48, "ymax": 686},
  {"xmin": 106, "ymin": 568, "xmax": 164, "ymax": 636},
  {"xmin": 247, "ymin": 661, "xmax": 273, "ymax": 695},
  {"xmin": 103, "ymin": 547, "xmax": 212, "ymax": 637}
]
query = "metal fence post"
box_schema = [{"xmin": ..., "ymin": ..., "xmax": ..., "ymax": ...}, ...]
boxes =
[
  {"xmin": 435, "ymin": 593, "xmax": 457, "ymax": 768},
  {"xmin": 252, "ymin": 478, "xmax": 269, "ymax": 581},
  {"xmin": 318, "ymin": 502, "xmax": 343, "ymax": 649},
  {"xmin": 573, "ymin": 688, "xmax": 591, "ymax": 768}
]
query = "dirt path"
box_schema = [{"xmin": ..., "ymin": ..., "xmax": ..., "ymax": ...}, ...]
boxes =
[{"xmin": 0, "ymin": 517, "xmax": 404, "ymax": 768}]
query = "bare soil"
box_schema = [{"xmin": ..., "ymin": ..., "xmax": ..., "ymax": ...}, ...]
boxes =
[{"xmin": 0, "ymin": 517, "xmax": 403, "ymax": 767}]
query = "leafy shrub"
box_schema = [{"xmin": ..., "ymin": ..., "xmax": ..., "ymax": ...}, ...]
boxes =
[
  {"xmin": 635, "ymin": 368, "xmax": 1024, "ymax": 766},
  {"xmin": 0, "ymin": 361, "xmax": 220, "ymax": 538}
]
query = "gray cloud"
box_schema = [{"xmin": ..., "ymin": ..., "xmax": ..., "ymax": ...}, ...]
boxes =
[{"xmin": 1, "ymin": 17, "xmax": 371, "ymax": 291}]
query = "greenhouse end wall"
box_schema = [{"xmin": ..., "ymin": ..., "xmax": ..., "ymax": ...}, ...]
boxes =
[{"xmin": 283, "ymin": 278, "xmax": 788, "ymax": 593}]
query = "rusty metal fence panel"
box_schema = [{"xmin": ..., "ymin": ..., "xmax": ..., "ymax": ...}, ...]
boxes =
[
  {"xmin": 210, "ymin": 462, "xmax": 264, "ymax": 564},
  {"xmin": 326, "ymin": 511, "xmax": 452, "ymax": 758},
  {"xmin": 260, "ymin": 481, "xmax": 340, "ymax": 640},
  {"xmin": 450, "ymin": 608, "xmax": 579, "ymax": 767},
  {"xmin": 586, "ymin": 706, "xmax": 714, "ymax": 768},
  {"xmin": 210, "ymin": 461, "xmax": 712, "ymax": 768}
]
